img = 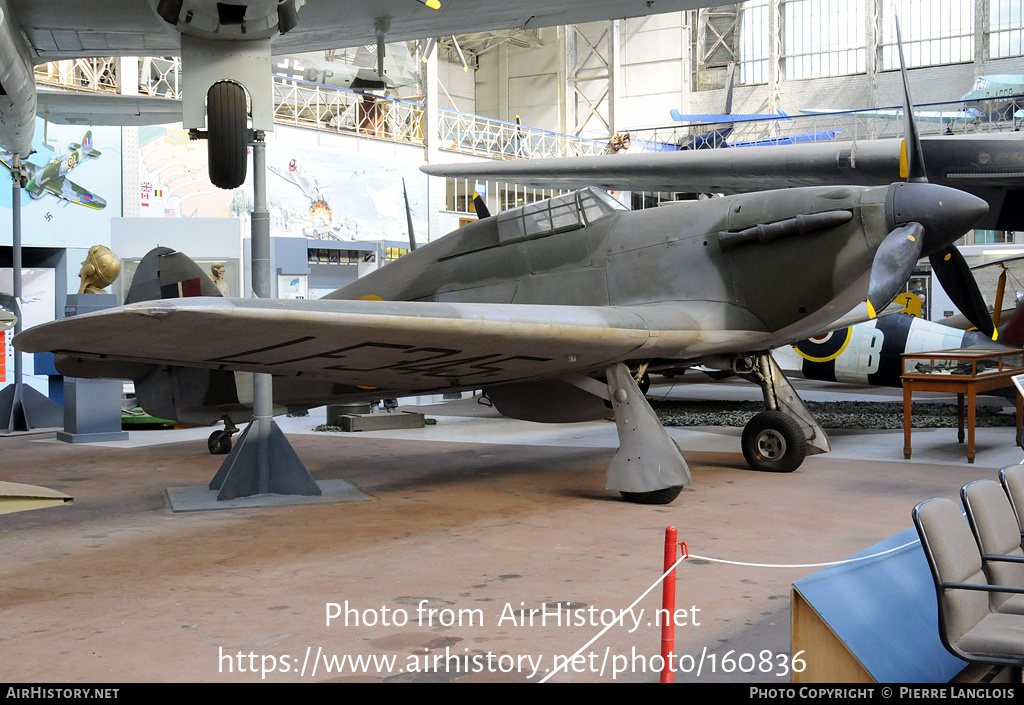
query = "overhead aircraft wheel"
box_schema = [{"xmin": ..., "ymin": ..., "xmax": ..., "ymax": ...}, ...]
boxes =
[
  {"xmin": 619, "ymin": 486, "xmax": 683, "ymax": 505},
  {"xmin": 208, "ymin": 430, "xmax": 232, "ymax": 455},
  {"xmin": 206, "ymin": 81, "xmax": 248, "ymax": 189},
  {"xmin": 741, "ymin": 410, "xmax": 806, "ymax": 473}
]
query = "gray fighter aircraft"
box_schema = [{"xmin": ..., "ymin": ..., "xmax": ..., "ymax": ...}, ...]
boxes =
[
  {"xmin": 0, "ymin": 0, "xmax": 716, "ymax": 189},
  {"xmin": 15, "ymin": 179, "xmax": 988, "ymax": 504}
]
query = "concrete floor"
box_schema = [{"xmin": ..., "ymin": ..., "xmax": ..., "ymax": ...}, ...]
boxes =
[{"xmin": 0, "ymin": 378, "xmax": 1020, "ymax": 683}]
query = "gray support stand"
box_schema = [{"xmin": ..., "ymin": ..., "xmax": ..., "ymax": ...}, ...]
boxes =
[
  {"xmin": 57, "ymin": 294, "xmax": 128, "ymax": 443},
  {"xmin": 0, "ymin": 155, "xmax": 62, "ymax": 434},
  {"xmin": 604, "ymin": 362, "xmax": 691, "ymax": 493},
  {"xmin": 210, "ymin": 134, "xmax": 319, "ymax": 500}
]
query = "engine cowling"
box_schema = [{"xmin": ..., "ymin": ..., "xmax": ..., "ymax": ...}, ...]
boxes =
[{"xmin": 0, "ymin": 0, "xmax": 37, "ymax": 157}]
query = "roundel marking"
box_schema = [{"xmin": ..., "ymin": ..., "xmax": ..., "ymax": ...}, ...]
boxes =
[{"xmin": 793, "ymin": 326, "xmax": 853, "ymax": 363}]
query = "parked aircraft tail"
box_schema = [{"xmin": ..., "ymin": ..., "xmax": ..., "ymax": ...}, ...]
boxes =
[
  {"xmin": 998, "ymin": 302, "xmax": 1024, "ymax": 348},
  {"xmin": 124, "ymin": 247, "xmax": 223, "ymax": 304}
]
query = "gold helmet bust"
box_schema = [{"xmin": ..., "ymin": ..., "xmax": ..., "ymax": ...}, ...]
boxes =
[{"xmin": 77, "ymin": 245, "xmax": 121, "ymax": 294}]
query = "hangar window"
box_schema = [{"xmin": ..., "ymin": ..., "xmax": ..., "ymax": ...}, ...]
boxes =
[
  {"xmin": 880, "ymin": 0, "xmax": 974, "ymax": 68},
  {"xmin": 739, "ymin": 0, "xmax": 770, "ymax": 85},
  {"xmin": 784, "ymin": 0, "xmax": 867, "ymax": 79},
  {"xmin": 496, "ymin": 188, "xmax": 624, "ymax": 244},
  {"xmin": 991, "ymin": 0, "xmax": 1024, "ymax": 57}
]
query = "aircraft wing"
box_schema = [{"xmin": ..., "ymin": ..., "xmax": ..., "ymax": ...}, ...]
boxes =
[
  {"xmin": 40, "ymin": 176, "xmax": 105, "ymax": 209},
  {"xmin": 799, "ymin": 107, "xmax": 980, "ymax": 124},
  {"xmin": 424, "ymin": 137, "xmax": 906, "ymax": 192},
  {"xmin": 423, "ymin": 131, "xmax": 1024, "ymax": 230},
  {"xmin": 8, "ymin": 1, "xmax": 716, "ymax": 61},
  {"xmin": 43, "ymin": 176, "xmax": 107, "ymax": 209},
  {"xmin": 36, "ymin": 91, "xmax": 183, "ymax": 127},
  {"xmin": 14, "ymin": 298, "xmax": 715, "ymax": 394},
  {"xmin": 669, "ymin": 110, "xmax": 791, "ymax": 124}
]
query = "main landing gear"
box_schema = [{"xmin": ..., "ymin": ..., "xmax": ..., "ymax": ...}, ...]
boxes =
[
  {"xmin": 734, "ymin": 353, "xmax": 829, "ymax": 473},
  {"xmin": 603, "ymin": 362, "xmax": 689, "ymax": 505},
  {"xmin": 205, "ymin": 81, "xmax": 248, "ymax": 190}
]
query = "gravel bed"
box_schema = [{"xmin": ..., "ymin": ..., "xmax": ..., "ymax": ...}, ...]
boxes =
[{"xmin": 649, "ymin": 400, "xmax": 1017, "ymax": 429}]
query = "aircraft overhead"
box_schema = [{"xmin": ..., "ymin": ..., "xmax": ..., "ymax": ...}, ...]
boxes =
[
  {"xmin": 5, "ymin": 1, "xmax": 714, "ymax": 60},
  {"xmin": 0, "ymin": 0, "xmax": 717, "ymax": 188}
]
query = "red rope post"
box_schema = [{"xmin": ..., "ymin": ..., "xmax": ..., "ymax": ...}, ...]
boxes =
[{"xmin": 661, "ymin": 526, "xmax": 678, "ymax": 683}]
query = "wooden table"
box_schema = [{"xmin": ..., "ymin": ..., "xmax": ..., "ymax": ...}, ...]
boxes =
[{"xmin": 901, "ymin": 347, "xmax": 1024, "ymax": 463}]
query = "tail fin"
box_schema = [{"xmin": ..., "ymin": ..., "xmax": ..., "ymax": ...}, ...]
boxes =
[
  {"xmin": 83, "ymin": 131, "xmax": 101, "ymax": 157},
  {"xmin": 125, "ymin": 247, "xmax": 223, "ymax": 304},
  {"xmin": 1000, "ymin": 303, "xmax": 1024, "ymax": 347}
]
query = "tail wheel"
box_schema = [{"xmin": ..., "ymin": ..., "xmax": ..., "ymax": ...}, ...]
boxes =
[
  {"xmin": 208, "ymin": 430, "xmax": 232, "ymax": 455},
  {"xmin": 620, "ymin": 486, "xmax": 683, "ymax": 505},
  {"xmin": 741, "ymin": 410, "xmax": 806, "ymax": 473},
  {"xmin": 207, "ymin": 81, "xmax": 248, "ymax": 189}
]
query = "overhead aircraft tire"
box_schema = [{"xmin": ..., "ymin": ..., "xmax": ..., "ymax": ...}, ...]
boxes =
[
  {"xmin": 208, "ymin": 430, "xmax": 232, "ymax": 455},
  {"xmin": 206, "ymin": 81, "xmax": 248, "ymax": 190},
  {"xmin": 741, "ymin": 410, "xmax": 806, "ymax": 473},
  {"xmin": 619, "ymin": 486, "xmax": 683, "ymax": 505}
]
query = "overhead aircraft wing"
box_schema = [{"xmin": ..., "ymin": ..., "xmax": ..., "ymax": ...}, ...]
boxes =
[
  {"xmin": 43, "ymin": 176, "xmax": 107, "ymax": 209},
  {"xmin": 423, "ymin": 131, "xmax": 1024, "ymax": 229},
  {"xmin": 36, "ymin": 91, "xmax": 183, "ymax": 127},
  {"xmin": 669, "ymin": 110, "xmax": 791, "ymax": 124},
  {"xmin": 799, "ymin": 107, "xmax": 980, "ymax": 124},
  {"xmin": 7, "ymin": 1, "xmax": 716, "ymax": 61},
  {"xmin": 424, "ymin": 137, "xmax": 906, "ymax": 192},
  {"xmin": 15, "ymin": 298, "xmax": 715, "ymax": 394}
]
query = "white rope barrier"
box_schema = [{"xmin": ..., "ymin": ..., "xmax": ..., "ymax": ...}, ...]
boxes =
[{"xmin": 540, "ymin": 537, "xmax": 921, "ymax": 682}]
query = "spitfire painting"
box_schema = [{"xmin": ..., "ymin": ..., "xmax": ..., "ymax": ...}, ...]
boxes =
[{"xmin": 1, "ymin": 131, "xmax": 106, "ymax": 210}]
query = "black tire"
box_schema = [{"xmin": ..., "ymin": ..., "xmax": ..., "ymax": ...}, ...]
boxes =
[
  {"xmin": 620, "ymin": 486, "xmax": 683, "ymax": 505},
  {"xmin": 638, "ymin": 372, "xmax": 650, "ymax": 395},
  {"xmin": 207, "ymin": 81, "xmax": 248, "ymax": 189},
  {"xmin": 741, "ymin": 410, "xmax": 806, "ymax": 473},
  {"xmin": 208, "ymin": 430, "xmax": 232, "ymax": 455}
]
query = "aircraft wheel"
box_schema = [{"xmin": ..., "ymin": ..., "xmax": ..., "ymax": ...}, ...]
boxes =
[
  {"xmin": 208, "ymin": 430, "xmax": 232, "ymax": 455},
  {"xmin": 741, "ymin": 410, "xmax": 806, "ymax": 473},
  {"xmin": 619, "ymin": 486, "xmax": 683, "ymax": 505},
  {"xmin": 206, "ymin": 81, "xmax": 248, "ymax": 189},
  {"xmin": 638, "ymin": 372, "xmax": 650, "ymax": 395}
]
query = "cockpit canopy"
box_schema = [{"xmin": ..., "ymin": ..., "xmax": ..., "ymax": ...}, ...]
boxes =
[{"xmin": 496, "ymin": 187, "xmax": 625, "ymax": 245}]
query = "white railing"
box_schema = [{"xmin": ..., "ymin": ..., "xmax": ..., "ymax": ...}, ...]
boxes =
[
  {"xmin": 438, "ymin": 110, "xmax": 609, "ymax": 159},
  {"xmin": 272, "ymin": 78, "xmax": 426, "ymax": 145},
  {"xmin": 34, "ymin": 57, "xmax": 610, "ymax": 159},
  {"xmin": 34, "ymin": 58, "xmax": 120, "ymax": 94}
]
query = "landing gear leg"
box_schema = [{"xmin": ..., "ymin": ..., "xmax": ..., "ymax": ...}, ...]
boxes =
[
  {"xmin": 207, "ymin": 416, "xmax": 240, "ymax": 455},
  {"xmin": 604, "ymin": 362, "xmax": 689, "ymax": 504},
  {"xmin": 735, "ymin": 352, "xmax": 829, "ymax": 473}
]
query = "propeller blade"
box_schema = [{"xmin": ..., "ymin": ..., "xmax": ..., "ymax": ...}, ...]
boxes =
[
  {"xmin": 472, "ymin": 191, "xmax": 491, "ymax": 219},
  {"xmin": 895, "ymin": 12, "xmax": 927, "ymax": 182},
  {"xmin": 930, "ymin": 245, "xmax": 996, "ymax": 339},
  {"xmin": 867, "ymin": 223, "xmax": 925, "ymax": 318},
  {"xmin": 401, "ymin": 177, "xmax": 416, "ymax": 251}
]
